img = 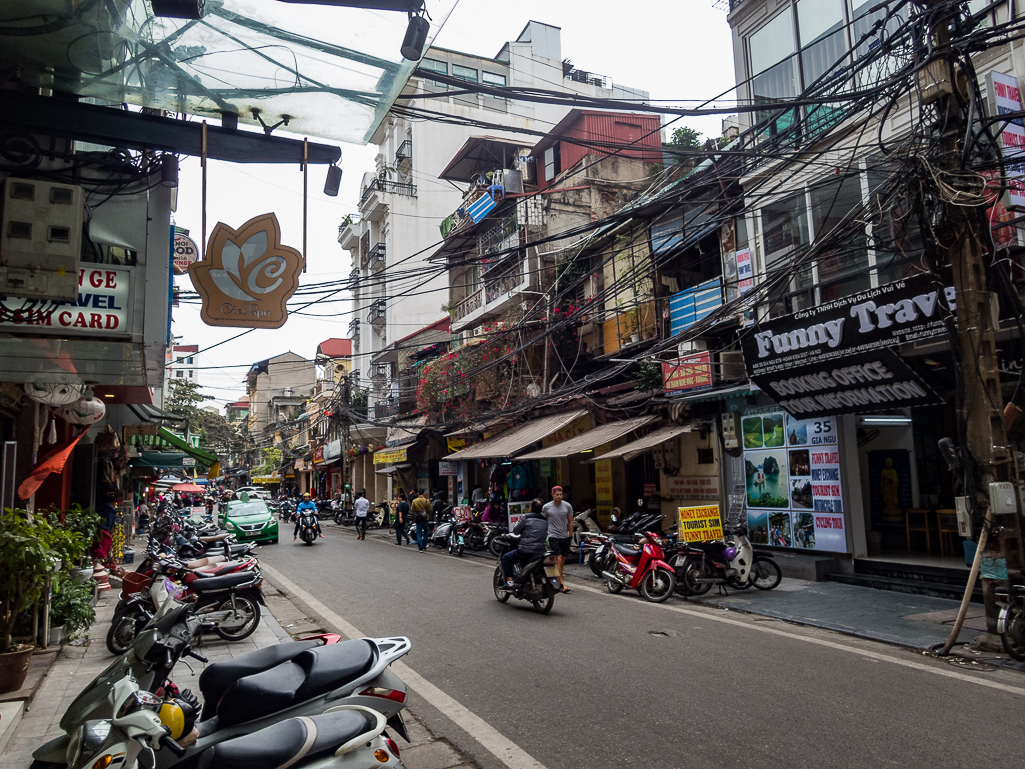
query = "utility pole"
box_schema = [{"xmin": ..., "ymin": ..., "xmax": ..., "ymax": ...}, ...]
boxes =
[{"xmin": 923, "ymin": 1, "xmax": 1024, "ymax": 640}]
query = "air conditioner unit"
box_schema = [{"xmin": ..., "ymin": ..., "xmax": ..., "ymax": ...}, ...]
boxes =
[
  {"xmin": 718, "ymin": 351, "xmax": 747, "ymax": 382},
  {"xmin": 0, "ymin": 178, "xmax": 83, "ymax": 300}
]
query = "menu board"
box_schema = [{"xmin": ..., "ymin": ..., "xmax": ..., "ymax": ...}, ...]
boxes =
[{"xmin": 741, "ymin": 408, "xmax": 847, "ymax": 552}]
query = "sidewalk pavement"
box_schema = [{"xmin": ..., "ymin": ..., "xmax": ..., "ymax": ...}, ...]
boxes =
[{"xmin": 4, "ymin": 576, "xmax": 478, "ymax": 769}]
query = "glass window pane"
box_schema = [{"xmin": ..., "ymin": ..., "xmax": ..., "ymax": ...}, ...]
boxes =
[
  {"xmin": 452, "ymin": 64, "xmax": 478, "ymax": 82},
  {"xmin": 810, "ymin": 176, "xmax": 870, "ymax": 294},
  {"xmin": 797, "ymin": 0, "xmax": 843, "ymax": 44},
  {"xmin": 750, "ymin": 9, "xmax": 795, "ymax": 73},
  {"xmin": 421, "ymin": 58, "xmax": 447, "ymax": 89},
  {"xmin": 482, "ymin": 72, "xmax": 506, "ymax": 86}
]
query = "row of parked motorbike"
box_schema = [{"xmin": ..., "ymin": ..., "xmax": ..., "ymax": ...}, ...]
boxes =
[{"xmin": 33, "ymin": 504, "xmax": 411, "ymax": 769}]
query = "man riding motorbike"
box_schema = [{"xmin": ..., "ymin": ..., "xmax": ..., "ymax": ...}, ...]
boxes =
[
  {"xmin": 500, "ymin": 498, "xmax": 548, "ymax": 589},
  {"xmin": 293, "ymin": 493, "xmax": 324, "ymax": 541}
]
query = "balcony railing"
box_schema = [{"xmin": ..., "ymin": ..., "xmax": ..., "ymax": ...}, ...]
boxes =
[
  {"xmin": 394, "ymin": 140, "xmax": 412, "ymax": 165},
  {"xmin": 348, "ymin": 318, "xmax": 360, "ymax": 337},
  {"xmin": 478, "ymin": 213, "xmax": 520, "ymax": 272},
  {"xmin": 368, "ymin": 242, "xmax": 386, "ymax": 270},
  {"xmin": 359, "ymin": 177, "xmax": 417, "ymax": 206},
  {"xmin": 485, "ymin": 268, "xmax": 525, "ymax": 304},
  {"xmin": 453, "ymin": 289, "xmax": 483, "ymax": 321},
  {"xmin": 368, "ymin": 300, "xmax": 386, "ymax": 325}
]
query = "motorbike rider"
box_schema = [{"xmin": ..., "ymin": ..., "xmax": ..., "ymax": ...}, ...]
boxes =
[
  {"xmin": 293, "ymin": 492, "xmax": 324, "ymax": 541},
  {"xmin": 501, "ymin": 498, "xmax": 548, "ymax": 589}
]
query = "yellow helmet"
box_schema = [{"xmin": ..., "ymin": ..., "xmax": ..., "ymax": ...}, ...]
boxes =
[{"xmin": 158, "ymin": 697, "xmax": 197, "ymax": 740}]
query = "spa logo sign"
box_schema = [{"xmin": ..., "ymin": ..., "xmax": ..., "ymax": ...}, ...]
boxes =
[{"xmin": 189, "ymin": 213, "xmax": 303, "ymax": 329}]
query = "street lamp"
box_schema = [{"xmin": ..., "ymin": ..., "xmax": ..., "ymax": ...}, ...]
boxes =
[{"xmin": 272, "ymin": 1, "xmax": 430, "ymax": 60}]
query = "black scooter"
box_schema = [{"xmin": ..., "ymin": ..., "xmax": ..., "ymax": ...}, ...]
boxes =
[{"xmin": 492, "ymin": 535, "xmax": 560, "ymax": 615}]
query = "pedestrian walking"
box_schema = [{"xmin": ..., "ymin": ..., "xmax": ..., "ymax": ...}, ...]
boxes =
[
  {"xmin": 542, "ymin": 486, "xmax": 574, "ymax": 593},
  {"xmin": 394, "ymin": 492, "xmax": 412, "ymax": 545},
  {"xmin": 411, "ymin": 491, "xmax": 433, "ymax": 551},
  {"xmin": 354, "ymin": 491, "xmax": 370, "ymax": 540}
]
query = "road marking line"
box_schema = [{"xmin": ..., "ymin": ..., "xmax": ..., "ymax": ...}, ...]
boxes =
[
  {"xmin": 260, "ymin": 563, "xmax": 548, "ymax": 769},
  {"xmin": 569, "ymin": 583, "xmax": 1025, "ymax": 696}
]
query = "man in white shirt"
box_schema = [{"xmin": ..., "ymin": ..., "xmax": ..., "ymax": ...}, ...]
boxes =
[{"xmin": 354, "ymin": 492, "xmax": 371, "ymax": 540}]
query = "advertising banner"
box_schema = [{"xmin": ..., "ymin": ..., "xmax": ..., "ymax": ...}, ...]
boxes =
[
  {"xmin": 173, "ymin": 230, "xmax": 200, "ymax": 275},
  {"xmin": 373, "ymin": 447, "xmax": 407, "ymax": 465},
  {"xmin": 736, "ymin": 248, "xmax": 754, "ymax": 293},
  {"xmin": 662, "ymin": 352, "xmax": 714, "ymax": 392},
  {"xmin": 453, "ymin": 505, "xmax": 473, "ymax": 522},
  {"xmin": 986, "ymin": 71, "xmax": 1025, "ymax": 208},
  {"xmin": 594, "ymin": 446, "xmax": 614, "ymax": 527},
  {"xmin": 438, "ymin": 460, "xmax": 458, "ymax": 476},
  {"xmin": 742, "ymin": 409, "xmax": 848, "ymax": 552},
  {"xmin": 679, "ymin": 505, "xmax": 724, "ymax": 543},
  {"xmin": 740, "ymin": 276, "xmax": 948, "ymax": 416},
  {"xmin": 667, "ymin": 475, "xmax": 721, "ymax": 500},
  {"xmin": 0, "ymin": 267, "xmax": 131, "ymax": 336},
  {"xmin": 508, "ymin": 501, "xmax": 532, "ymax": 530}
]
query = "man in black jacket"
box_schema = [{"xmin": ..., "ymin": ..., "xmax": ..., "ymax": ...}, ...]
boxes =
[{"xmin": 501, "ymin": 498, "xmax": 548, "ymax": 589}]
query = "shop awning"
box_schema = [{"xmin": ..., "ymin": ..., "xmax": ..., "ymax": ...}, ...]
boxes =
[
  {"xmin": 518, "ymin": 416, "xmax": 658, "ymax": 460},
  {"xmin": 585, "ymin": 422, "xmax": 713, "ymax": 462},
  {"xmin": 129, "ymin": 404, "xmax": 185, "ymax": 423},
  {"xmin": 446, "ymin": 410, "xmax": 589, "ymax": 461},
  {"xmin": 132, "ymin": 452, "xmax": 193, "ymax": 469},
  {"xmin": 375, "ymin": 463, "xmax": 412, "ymax": 475},
  {"xmin": 665, "ymin": 383, "xmax": 755, "ymax": 404},
  {"xmin": 156, "ymin": 427, "xmax": 217, "ymax": 466}
]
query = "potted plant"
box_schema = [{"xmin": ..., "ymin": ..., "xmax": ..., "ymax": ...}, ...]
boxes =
[
  {"xmin": 49, "ymin": 571, "xmax": 95, "ymax": 645},
  {"xmin": 0, "ymin": 509, "xmax": 51, "ymax": 693}
]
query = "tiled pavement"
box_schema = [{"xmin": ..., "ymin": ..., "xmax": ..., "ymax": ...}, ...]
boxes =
[{"xmin": 4, "ymin": 580, "xmax": 477, "ymax": 769}]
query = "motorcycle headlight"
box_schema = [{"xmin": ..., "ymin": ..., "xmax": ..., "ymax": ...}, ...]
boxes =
[{"xmin": 67, "ymin": 721, "xmax": 111, "ymax": 767}]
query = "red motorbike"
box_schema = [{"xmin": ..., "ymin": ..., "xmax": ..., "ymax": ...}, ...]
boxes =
[{"xmin": 602, "ymin": 531, "xmax": 676, "ymax": 602}]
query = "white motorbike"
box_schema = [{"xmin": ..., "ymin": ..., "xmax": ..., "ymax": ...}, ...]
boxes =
[{"xmin": 66, "ymin": 672, "xmax": 403, "ymax": 769}]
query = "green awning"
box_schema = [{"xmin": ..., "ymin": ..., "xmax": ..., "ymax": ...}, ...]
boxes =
[
  {"xmin": 157, "ymin": 427, "xmax": 218, "ymax": 466},
  {"xmin": 131, "ymin": 452, "xmax": 192, "ymax": 469}
]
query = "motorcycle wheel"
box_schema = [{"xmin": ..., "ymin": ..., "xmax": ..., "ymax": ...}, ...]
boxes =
[
  {"xmin": 213, "ymin": 594, "xmax": 261, "ymax": 641},
  {"xmin": 532, "ymin": 583, "xmax": 555, "ymax": 614},
  {"xmin": 681, "ymin": 557, "xmax": 712, "ymax": 596},
  {"xmin": 106, "ymin": 606, "xmax": 144, "ymax": 655},
  {"xmin": 589, "ymin": 550, "xmax": 606, "ymax": 578},
  {"xmin": 641, "ymin": 567, "xmax": 676, "ymax": 603},
  {"xmin": 492, "ymin": 567, "xmax": 510, "ymax": 603},
  {"xmin": 669, "ymin": 554, "xmax": 692, "ymax": 595},
  {"xmin": 487, "ymin": 537, "xmax": 503, "ymax": 557},
  {"xmin": 1000, "ymin": 604, "xmax": 1025, "ymax": 660},
  {"xmin": 456, "ymin": 543, "xmax": 464, "ymax": 557},
  {"xmin": 448, "ymin": 538, "xmax": 454, "ymax": 555},
  {"xmin": 750, "ymin": 557, "xmax": 782, "ymax": 590},
  {"xmin": 605, "ymin": 570, "xmax": 624, "ymax": 594}
]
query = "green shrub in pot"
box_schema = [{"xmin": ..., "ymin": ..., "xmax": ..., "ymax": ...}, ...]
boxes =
[{"xmin": 49, "ymin": 571, "xmax": 95, "ymax": 641}]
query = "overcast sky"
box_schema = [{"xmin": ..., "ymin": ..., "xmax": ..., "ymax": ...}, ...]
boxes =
[{"xmin": 172, "ymin": 0, "xmax": 736, "ymax": 409}]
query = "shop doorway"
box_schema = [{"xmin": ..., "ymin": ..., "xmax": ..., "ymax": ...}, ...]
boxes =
[{"xmin": 625, "ymin": 453, "xmax": 658, "ymax": 519}]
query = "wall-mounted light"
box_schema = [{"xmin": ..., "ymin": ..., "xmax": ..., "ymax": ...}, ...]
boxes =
[
  {"xmin": 151, "ymin": 0, "xmax": 205, "ymax": 20},
  {"xmin": 401, "ymin": 12, "xmax": 430, "ymax": 61},
  {"xmin": 160, "ymin": 154, "xmax": 179, "ymax": 188},
  {"xmin": 858, "ymin": 416, "xmax": 913, "ymax": 425},
  {"xmin": 324, "ymin": 163, "xmax": 342, "ymax": 196}
]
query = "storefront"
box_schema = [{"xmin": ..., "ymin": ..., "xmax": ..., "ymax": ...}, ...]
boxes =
[{"xmin": 734, "ymin": 275, "xmax": 968, "ymax": 563}]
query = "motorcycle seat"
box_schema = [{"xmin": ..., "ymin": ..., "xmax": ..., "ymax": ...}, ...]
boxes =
[
  {"xmin": 216, "ymin": 639, "xmax": 376, "ymax": 727},
  {"xmin": 189, "ymin": 572, "xmax": 254, "ymax": 592},
  {"xmin": 197, "ymin": 709, "xmax": 377, "ymax": 769},
  {"xmin": 198, "ymin": 639, "xmax": 321, "ymax": 719},
  {"xmin": 193, "ymin": 561, "xmax": 246, "ymax": 577},
  {"xmin": 995, "ymin": 585, "xmax": 1025, "ymax": 597},
  {"xmin": 613, "ymin": 543, "xmax": 641, "ymax": 556},
  {"xmin": 199, "ymin": 533, "xmax": 231, "ymax": 543}
]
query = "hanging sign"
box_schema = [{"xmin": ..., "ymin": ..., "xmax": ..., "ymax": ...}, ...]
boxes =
[
  {"xmin": 741, "ymin": 276, "xmax": 947, "ymax": 416},
  {"xmin": 189, "ymin": 213, "xmax": 303, "ymax": 329},
  {"xmin": 438, "ymin": 461, "xmax": 458, "ymax": 476},
  {"xmin": 736, "ymin": 248, "xmax": 753, "ymax": 293},
  {"xmin": 173, "ymin": 230, "xmax": 200, "ymax": 275}
]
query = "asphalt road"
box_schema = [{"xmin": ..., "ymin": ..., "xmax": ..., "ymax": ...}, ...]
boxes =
[{"xmin": 258, "ymin": 524, "xmax": 1025, "ymax": 769}]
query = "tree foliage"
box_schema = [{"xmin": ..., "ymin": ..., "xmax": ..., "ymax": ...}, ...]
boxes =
[
  {"xmin": 166, "ymin": 380, "xmax": 245, "ymax": 458},
  {"xmin": 668, "ymin": 126, "xmax": 702, "ymax": 149}
]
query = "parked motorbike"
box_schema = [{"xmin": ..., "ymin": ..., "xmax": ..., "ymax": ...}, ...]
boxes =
[
  {"xmin": 297, "ymin": 508, "xmax": 319, "ymax": 545},
  {"xmin": 106, "ymin": 562, "xmax": 265, "ymax": 654},
  {"xmin": 492, "ymin": 535, "xmax": 560, "ymax": 614},
  {"xmin": 996, "ymin": 584, "xmax": 1025, "ymax": 660},
  {"xmin": 484, "ymin": 523, "xmax": 510, "ymax": 557},
  {"xmin": 569, "ymin": 508, "xmax": 601, "ymax": 555},
  {"xmin": 429, "ymin": 508, "xmax": 456, "ymax": 548},
  {"xmin": 602, "ymin": 530, "xmax": 676, "ymax": 602},
  {"xmin": 676, "ymin": 525, "xmax": 781, "ymax": 595},
  {"xmin": 448, "ymin": 518, "xmax": 468, "ymax": 556}
]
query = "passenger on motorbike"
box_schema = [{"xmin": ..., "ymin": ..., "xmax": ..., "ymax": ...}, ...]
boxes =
[
  {"xmin": 501, "ymin": 498, "xmax": 548, "ymax": 589},
  {"xmin": 293, "ymin": 493, "xmax": 324, "ymax": 541}
]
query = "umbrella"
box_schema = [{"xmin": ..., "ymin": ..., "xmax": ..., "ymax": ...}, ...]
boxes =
[{"xmin": 172, "ymin": 483, "xmax": 205, "ymax": 493}]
